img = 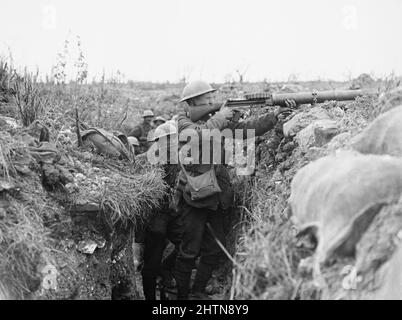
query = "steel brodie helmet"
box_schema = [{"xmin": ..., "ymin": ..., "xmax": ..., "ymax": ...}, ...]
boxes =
[{"xmin": 179, "ymin": 81, "xmax": 216, "ymax": 102}]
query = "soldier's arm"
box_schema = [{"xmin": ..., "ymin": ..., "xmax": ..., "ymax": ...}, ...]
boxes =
[
  {"xmin": 228, "ymin": 112, "xmax": 278, "ymax": 138},
  {"xmin": 177, "ymin": 112, "xmax": 230, "ymax": 132}
]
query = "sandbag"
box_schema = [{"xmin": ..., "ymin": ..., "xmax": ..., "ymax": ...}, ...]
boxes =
[
  {"xmin": 289, "ymin": 151, "xmax": 402, "ymax": 264},
  {"xmin": 352, "ymin": 105, "xmax": 402, "ymax": 157},
  {"xmin": 295, "ymin": 119, "xmax": 339, "ymax": 152},
  {"xmin": 283, "ymin": 107, "xmax": 330, "ymax": 137}
]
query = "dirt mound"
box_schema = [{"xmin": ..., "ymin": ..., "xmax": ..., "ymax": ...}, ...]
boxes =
[{"xmin": 350, "ymin": 73, "xmax": 376, "ymax": 90}]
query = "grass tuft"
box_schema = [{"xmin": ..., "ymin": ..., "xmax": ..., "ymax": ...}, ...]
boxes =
[{"xmin": 13, "ymin": 71, "xmax": 48, "ymax": 127}]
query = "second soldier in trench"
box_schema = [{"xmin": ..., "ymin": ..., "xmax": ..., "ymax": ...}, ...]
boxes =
[{"xmin": 140, "ymin": 121, "xmax": 182, "ymax": 300}]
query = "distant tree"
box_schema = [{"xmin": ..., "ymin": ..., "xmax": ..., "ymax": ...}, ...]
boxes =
[
  {"xmin": 287, "ymin": 73, "xmax": 299, "ymax": 83},
  {"xmin": 235, "ymin": 64, "xmax": 249, "ymax": 83}
]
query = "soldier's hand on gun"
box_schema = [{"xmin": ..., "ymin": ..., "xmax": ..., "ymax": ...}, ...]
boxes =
[
  {"xmin": 284, "ymin": 99, "xmax": 297, "ymax": 109},
  {"xmin": 273, "ymin": 99, "xmax": 297, "ymax": 120},
  {"xmin": 274, "ymin": 108, "xmax": 291, "ymax": 120},
  {"xmin": 219, "ymin": 101, "xmax": 236, "ymax": 120}
]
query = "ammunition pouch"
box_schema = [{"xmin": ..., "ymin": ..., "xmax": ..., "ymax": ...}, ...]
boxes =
[{"xmin": 179, "ymin": 162, "xmax": 222, "ymax": 201}]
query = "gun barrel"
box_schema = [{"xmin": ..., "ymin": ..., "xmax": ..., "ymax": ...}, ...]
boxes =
[
  {"xmin": 271, "ymin": 89, "xmax": 372, "ymax": 106},
  {"xmin": 227, "ymin": 89, "xmax": 375, "ymax": 108}
]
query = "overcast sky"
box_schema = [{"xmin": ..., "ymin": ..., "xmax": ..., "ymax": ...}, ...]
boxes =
[{"xmin": 1, "ymin": 0, "xmax": 401, "ymax": 82}]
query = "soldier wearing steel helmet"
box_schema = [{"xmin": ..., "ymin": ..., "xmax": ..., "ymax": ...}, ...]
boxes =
[
  {"xmin": 127, "ymin": 136, "xmax": 141, "ymax": 156},
  {"xmin": 141, "ymin": 121, "xmax": 183, "ymax": 300},
  {"xmin": 173, "ymin": 80, "xmax": 295, "ymax": 300},
  {"xmin": 128, "ymin": 109, "xmax": 155, "ymax": 153},
  {"xmin": 153, "ymin": 116, "xmax": 167, "ymax": 128}
]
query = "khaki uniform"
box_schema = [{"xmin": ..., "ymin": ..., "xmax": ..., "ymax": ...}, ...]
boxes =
[
  {"xmin": 141, "ymin": 164, "xmax": 182, "ymax": 300},
  {"xmin": 174, "ymin": 108, "xmax": 278, "ymax": 299}
]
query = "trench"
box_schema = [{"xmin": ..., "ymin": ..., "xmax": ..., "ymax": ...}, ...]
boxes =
[{"xmin": 66, "ymin": 207, "xmax": 140, "ymax": 300}]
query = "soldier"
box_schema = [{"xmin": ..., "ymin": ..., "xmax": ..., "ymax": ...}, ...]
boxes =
[
  {"xmin": 128, "ymin": 110, "xmax": 155, "ymax": 153},
  {"xmin": 153, "ymin": 116, "xmax": 167, "ymax": 128},
  {"xmin": 173, "ymin": 80, "xmax": 294, "ymax": 299},
  {"xmin": 141, "ymin": 121, "xmax": 182, "ymax": 300},
  {"xmin": 127, "ymin": 136, "xmax": 141, "ymax": 156}
]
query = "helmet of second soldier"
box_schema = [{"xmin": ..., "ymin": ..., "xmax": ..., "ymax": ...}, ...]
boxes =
[
  {"xmin": 152, "ymin": 121, "xmax": 177, "ymax": 141},
  {"xmin": 127, "ymin": 136, "xmax": 141, "ymax": 155},
  {"xmin": 127, "ymin": 136, "xmax": 140, "ymax": 146},
  {"xmin": 142, "ymin": 110, "xmax": 155, "ymax": 118},
  {"xmin": 153, "ymin": 116, "xmax": 166, "ymax": 127},
  {"xmin": 179, "ymin": 81, "xmax": 216, "ymax": 102},
  {"xmin": 154, "ymin": 116, "xmax": 166, "ymax": 123},
  {"xmin": 152, "ymin": 121, "xmax": 178, "ymax": 161}
]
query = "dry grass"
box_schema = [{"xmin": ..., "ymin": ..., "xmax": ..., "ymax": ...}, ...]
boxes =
[
  {"xmin": 0, "ymin": 143, "xmax": 11, "ymax": 180},
  {"xmin": 0, "ymin": 130, "xmax": 34, "ymax": 178},
  {"xmin": 339, "ymin": 96, "xmax": 377, "ymax": 133},
  {"xmin": 231, "ymin": 171, "xmax": 305, "ymax": 299},
  {"xmin": 0, "ymin": 133, "xmax": 54, "ymax": 299},
  {"xmin": 234, "ymin": 221, "xmax": 301, "ymax": 299},
  {"xmin": 68, "ymin": 149, "xmax": 168, "ymax": 228},
  {"xmin": 0, "ymin": 59, "xmax": 16, "ymax": 101},
  {"xmin": 99, "ymin": 164, "xmax": 167, "ymax": 227},
  {"xmin": 13, "ymin": 71, "xmax": 48, "ymax": 127},
  {"xmin": 320, "ymin": 96, "xmax": 378, "ymax": 136}
]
